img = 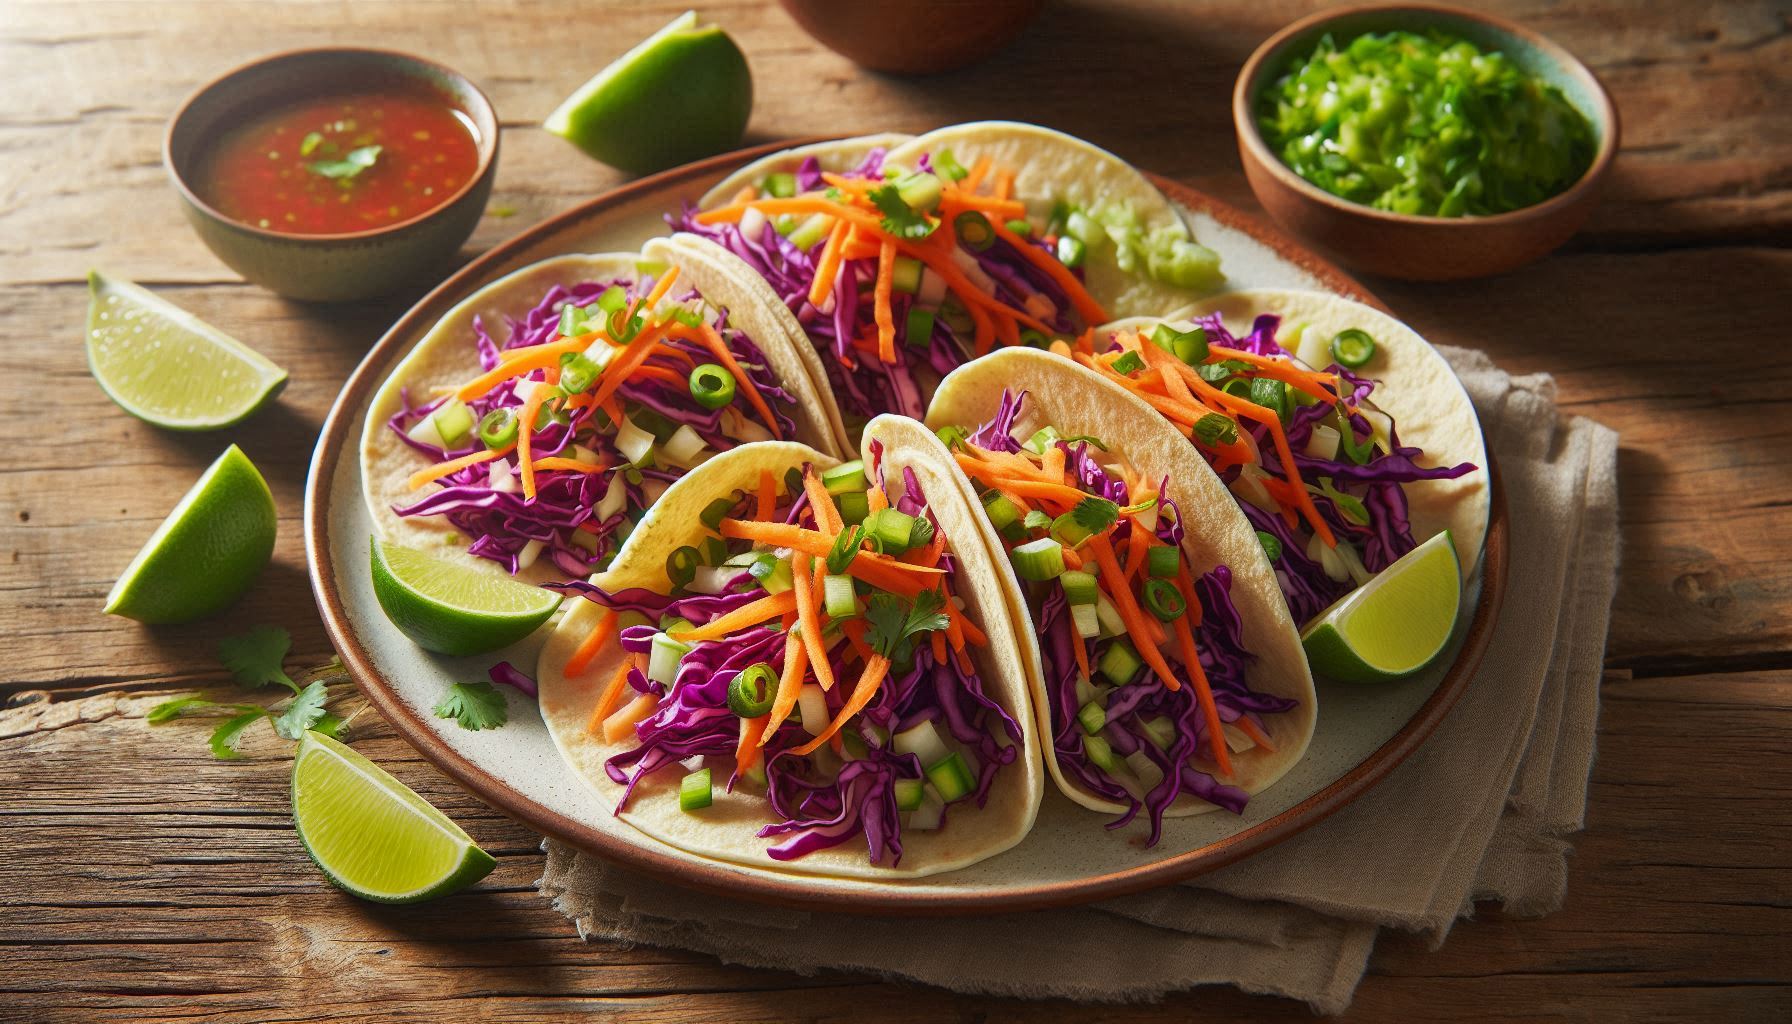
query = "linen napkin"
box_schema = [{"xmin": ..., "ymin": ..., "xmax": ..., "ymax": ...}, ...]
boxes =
[{"xmin": 539, "ymin": 346, "xmax": 1621, "ymax": 1013}]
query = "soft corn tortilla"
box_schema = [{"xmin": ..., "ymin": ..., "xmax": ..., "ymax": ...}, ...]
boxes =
[
  {"xmin": 536, "ymin": 428, "xmax": 1044, "ymax": 878},
  {"xmin": 1108, "ymin": 288, "xmax": 1491, "ymax": 576},
  {"xmin": 884, "ymin": 121, "xmax": 1222, "ymax": 317},
  {"xmin": 698, "ymin": 133, "xmax": 914, "ymax": 210},
  {"xmin": 926, "ymin": 348, "xmax": 1317, "ymax": 817},
  {"xmin": 359, "ymin": 238, "xmax": 844, "ymax": 585}
]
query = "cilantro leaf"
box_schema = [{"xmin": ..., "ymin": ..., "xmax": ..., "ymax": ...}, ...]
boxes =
[
  {"xmin": 272, "ymin": 680, "xmax": 331, "ymax": 740},
  {"xmin": 1070, "ymin": 497, "xmax": 1120, "ymax": 535},
  {"xmin": 434, "ymin": 682, "xmax": 509, "ymax": 731},
  {"xmin": 309, "ymin": 713, "xmax": 346, "ymax": 740},
  {"xmin": 308, "ymin": 144, "xmax": 381, "ymax": 180},
  {"xmin": 867, "ymin": 185, "xmax": 937, "ymax": 240},
  {"xmin": 865, "ymin": 590, "xmax": 950, "ymax": 660},
  {"xmin": 209, "ymin": 711, "xmax": 264, "ymax": 760},
  {"xmin": 1193, "ymin": 413, "xmax": 1239, "ymax": 447},
  {"xmin": 1023, "ymin": 510, "xmax": 1054, "ymax": 531},
  {"xmin": 147, "ymin": 695, "xmax": 222, "ymax": 723},
  {"xmin": 1196, "ymin": 358, "xmax": 1251, "ymax": 383},
  {"xmin": 826, "ymin": 525, "xmax": 866, "ymax": 575},
  {"xmin": 218, "ymin": 627, "xmax": 297, "ymax": 693}
]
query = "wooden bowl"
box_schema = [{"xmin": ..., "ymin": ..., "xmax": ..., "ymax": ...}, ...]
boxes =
[
  {"xmin": 164, "ymin": 48, "xmax": 499, "ymax": 302},
  {"xmin": 778, "ymin": 0, "xmax": 1044, "ymax": 75},
  {"xmin": 1233, "ymin": 4, "xmax": 1619, "ymax": 281}
]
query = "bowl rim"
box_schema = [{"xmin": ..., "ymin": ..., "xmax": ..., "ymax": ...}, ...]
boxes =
[
  {"xmin": 1232, "ymin": 1, "xmax": 1620, "ymax": 229},
  {"xmin": 163, "ymin": 46, "xmax": 500, "ymax": 244}
]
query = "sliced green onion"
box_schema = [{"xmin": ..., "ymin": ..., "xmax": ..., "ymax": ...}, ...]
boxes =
[
  {"xmin": 678, "ymin": 768, "xmax": 712, "ymax": 812},
  {"xmin": 1249, "ymin": 378, "xmax": 1291, "ymax": 422},
  {"xmin": 934, "ymin": 425, "xmax": 969, "ymax": 451},
  {"xmin": 666, "ymin": 545, "xmax": 701, "ymax": 588},
  {"xmin": 1335, "ymin": 407, "xmax": 1376, "ymax": 465},
  {"xmin": 1097, "ymin": 639, "xmax": 1143, "ymax": 686},
  {"xmin": 934, "ymin": 148, "xmax": 969, "ymax": 182},
  {"xmin": 788, "ymin": 213, "xmax": 834, "ymax": 251},
  {"xmin": 894, "ymin": 777, "xmax": 927, "ymax": 811},
  {"xmin": 983, "ymin": 493, "xmax": 1021, "ymax": 533},
  {"xmin": 1024, "ymin": 425, "xmax": 1061, "ymax": 455},
  {"xmin": 532, "ymin": 399, "xmax": 569, "ymax": 432},
  {"xmin": 670, "ymin": 305, "xmax": 704, "ymax": 328},
  {"xmin": 1070, "ymin": 603, "xmax": 1100, "ymax": 639},
  {"xmin": 890, "ymin": 255, "xmax": 924, "ymax": 295},
  {"xmin": 1060, "ymin": 569, "xmax": 1099, "ymax": 606},
  {"xmin": 595, "ymin": 286, "xmax": 629, "ymax": 314},
  {"xmin": 1048, "ymin": 511, "xmax": 1094, "ymax": 549},
  {"xmin": 1193, "ymin": 412, "xmax": 1239, "ymax": 447},
  {"xmin": 1146, "ymin": 545, "xmax": 1180, "ymax": 579},
  {"xmin": 825, "ymin": 524, "xmax": 864, "ymax": 574},
  {"xmin": 478, "ymin": 408, "xmax": 518, "ymax": 450},
  {"xmin": 1141, "ymin": 715, "xmax": 1176, "ymax": 751},
  {"xmin": 895, "ymin": 171, "xmax": 943, "ymax": 214},
  {"xmin": 558, "ymin": 304, "xmax": 588, "ymax": 338},
  {"xmin": 822, "ymin": 573, "xmax": 858, "ymax": 619},
  {"xmin": 867, "ymin": 508, "xmax": 921, "ymax": 554},
  {"xmin": 1095, "ymin": 593, "xmax": 1125, "ymax": 637},
  {"xmin": 774, "ymin": 214, "xmax": 798, "ymax": 236},
  {"xmin": 558, "ymin": 351, "xmax": 602, "ymax": 395},
  {"xmin": 1256, "ymin": 530, "xmax": 1283, "ymax": 562},
  {"xmin": 1150, "ymin": 323, "xmax": 1210, "ymax": 365},
  {"xmin": 431, "ymin": 400, "xmax": 474, "ymax": 448},
  {"xmin": 828, "ymin": 488, "xmax": 865, "ymax": 525},
  {"xmin": 821, "ymin": 460, "xmax": 867, "ymax": 495},
  {"xmin": 701, "ymin": 536, "xmax": 729, "ymax": 567},
  {"xmin": 608, "ymin": 305, "xmax": 644, "ymax": 343},
  {"xmin": 700, "ymin": 495, "xmax": 738, "ymax": 532},
  {"xmin": 1055, "ymin": 234, "xmax": 1086, "ymax": 268},
  {"xmin": 1011, "ymin": 537, "xmax": 1066, "ymax": 581},
  {"xmin": 687, "ymin": 362, "xmax": 735, "ymax": 409},
  {"xmin": 648, "ymin": 632, "xmax": 689, "ymax": 686},
  {"xmin": 1110, "ymin": 351, "xmax": 1144, "ymax": 375},
  {"xmin": 1077, "ymin": 701, "xmax": 1107, "ymax": 736},
  {"xmin": 925, "ymin": 752, "xmax": 975, "ymax": 803},
  {"xmin": 1143, "ymin": 578, "xmax": 1186, "ymax": 621},
  {"xmin": 753, "ymin": 554, "xmax": 794, "ymax": 594},
  {"xmin": 1222, "ymin": 377, "xmax": 1254, "ymax": 399},
  {"xmin": 660, "ymin": 613, "xmax": 692, "ymax": 633},
  {"xmin": 1084, "ymin": 733, "xmax": 1121, "ymax": 772},
  {"xmin": 953, "ymin": 211, "xmax": 995, "ymax": 251},
  {"xmin": 1019, "ymin": 328, "xmax": 1049, "ymax": 348},
  {"xmin": 1004, "ymin": 218, "xmax": 1033, "ymax": 237},
  {"xmin": 763, "ymin": 171, "xmax": 798, "ymax": 199},
  {"xmin": 904, "ymin": 306, "xmax": 935, "ymax": 348},
  {"xmin": 728, "ymin": 663, "xmax": 778, "ymax": 718}
]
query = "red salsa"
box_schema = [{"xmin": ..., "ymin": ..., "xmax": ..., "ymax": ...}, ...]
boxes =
[{"xmin": 195, "ymin": 90, "xmax": 480, "ymax": 235}]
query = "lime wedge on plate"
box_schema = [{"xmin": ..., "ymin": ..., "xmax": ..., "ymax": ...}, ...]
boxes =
[
  {"xmin": 292, "ymin": 731, "xmax": 496, "ymax": 903},
  {"xmin": 105, "ymin": 444, "xmax": 277, "ymax": 623},
  {"xmin": 1301, "ymin": 530, "xmax": 1462, "ymax": 682},
  {"xmin": 86, "ymin": 270, "xmax": 287, "ymax": 430},
  {"xmin": 544, "ymin": 10, "xmax": 752, "ymax": 174},
  {"xmin": 370, "ymin": 538, "xmax": 561, "ymax": 656}
]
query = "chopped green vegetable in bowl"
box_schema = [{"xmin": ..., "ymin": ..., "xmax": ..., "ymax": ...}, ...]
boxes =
[{"xmin": 1256, "ymin": 29, "xmax": 1597, "ymax": 218}]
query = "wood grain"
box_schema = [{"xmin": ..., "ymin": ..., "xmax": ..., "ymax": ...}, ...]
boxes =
[{"xmin": 2, "ymin": 0, "xmax": 1788, "ymax": 1021}]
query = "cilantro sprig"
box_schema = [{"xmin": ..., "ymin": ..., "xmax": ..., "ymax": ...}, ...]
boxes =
[
  {"xmin": 308, "ymin": 144, "xmax": 382, "ymax": 180},
  {"xmin": 865, "ymin": 590, "xmax": 951, "ymax": 662},
  {"xmin": 433, "ymin": 682, "xmax": 509, "ymax": 732},
  {"xmin": 149, "ymin": 627, "xmax": 350, "ymax": 759},
  {"xmin": 867, "ymin": 184, "xmax": 938, "ymax": 240},
  {"xmin": 1069, "ymin": 497, "xmax": 1120, "ymax": 535}
]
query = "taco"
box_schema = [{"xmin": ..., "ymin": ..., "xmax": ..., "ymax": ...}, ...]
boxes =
[
  {"xmin": 672, "ymin": 121, "xmax": 1221, "ymax": 430},
  {"xmin": 927, "ymin": 349, "xmax": 1315, "ymax": 842},
  {"xmin": 698, "ymin": 133, "xmax": 914, "ymax": 211},
  {"xmin": 1073, "ymin": 289, "xmax": 1488, "ymax": 626},
  {"xmin": 534, "ymin": 421, "xmax": 1044, "ymax": 877},
  {"xmin": 360, "ymin": 236, "xmax": 843, "ymax": 585}
]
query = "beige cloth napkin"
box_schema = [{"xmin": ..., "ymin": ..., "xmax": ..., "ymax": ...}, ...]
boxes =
[{"xmin": 539, "ymin": 347, "xmax": 1621, "ymax": 1013}]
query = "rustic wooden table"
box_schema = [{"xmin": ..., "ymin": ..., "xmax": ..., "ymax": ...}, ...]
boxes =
[{"xmin": 4, "ymin": 1, "xmax": 1788, "ymax": 1020}]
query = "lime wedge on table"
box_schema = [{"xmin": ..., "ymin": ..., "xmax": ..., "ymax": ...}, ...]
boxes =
[
  {"xmin": 292, "ymin": 731, "xmax": 496, "ymax": 903},
  {"xmin": 1301, "ymin": 531, "xmax": 1462, "ymax": 683},
  {"xmin": 86, "ymin": 270, "xmax": 287, "ymax": 430},
  {"xmin": 544, "ymin": 10, "xmax": 752, "ymax": 174},
  {"xmin": 370, "ymin": 538, "xmax": 561, "ymax": 656},
  {"xmin": 104, "ymin": 444, "xmax": 276, "ymax": 624}
]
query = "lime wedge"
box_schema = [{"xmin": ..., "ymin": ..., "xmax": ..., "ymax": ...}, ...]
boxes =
[
  {"xmin": 291, "ymin": 731, "xmax": 496, "ymax": 903},
  {"xmin": 105, "ymin": 444, "xmax": 276, "ymax": 623},
  {"xmin": 370, "ymin": 538, "xmax": 561, "ymax": 656},
  {"xmin": 1301, "ymin": 531, "xmax": 1462, "ymax": 682},
  {"xmin": 86, "ymin": 270, "xmax": 287, "ymax": 430},
  {"xmin": 543, "ymin": 10, "xmax": 752, "ymax": 174}
]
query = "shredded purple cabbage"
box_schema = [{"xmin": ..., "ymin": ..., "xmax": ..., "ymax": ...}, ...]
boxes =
[
  {"xmin": 487, "ymin": 661, "xmax": 538, "ymax": 699},
  {"xmin": 386, "ymin": 276, "xmax": 799, "ymax": 579},
  {"xmin": 547, "ymin": 471, "xmax": 1021, "ymax": 866}
]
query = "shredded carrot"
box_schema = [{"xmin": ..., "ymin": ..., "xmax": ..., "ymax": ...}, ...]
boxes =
[
  {"xmin": 586, "ymin": 658, "xmax": 637, "ymax": 736},
  {"xmin": 670, "ymin": 591, "xmax": 798, "ymax": 643},
  {"xmin": 587, "ymin": 320, "xmax": 671, "ymax": 412},
  {"xmin": 939, "ymin": 192, "xmax": 1027, "ymax": 219},
  {"xmin": 685, "ymin": 321, "xmax": 782, "ymax": 440},
  {"xmin": 988, "ymin": 219, "xmax": 1107, "ymax": 324},
  {"xmin": 516, "ymin": 385, "xmax": 552, "ymax": 502},
  {"xmin": 755, "ymin": 469, "xmax": 776, "ymax": 522},
  {"xmin": 960, "ymin": 154, "xmax": 993, "ymax": 193},
  {"xmin": 801, "ymin": 467, "xmax": 843, "ymax": 536},
  {"xmin": 901, "ymin": 523, "xmax": 947, "ymax": 568},
  {"xmin": 866, "ymin": 484, "xmax": 889, "ymax": 517},
  {"xmin": 1206, "ymin": 344, "xmax": 1339, "ymax": 400},
  {"xmin": 1124, "ymin": 522, "xmax": 1151, "ymax": 579},
  {"xmin": 628, "ymin": 363, "xmax": 690, "ymax": 390},
  {"xmin": 717, "ymin": 520, "xmax": 945, "ymax": 577},
  {"xmin": 731, "ymin": 185, "xmax": 758, "ymax": 203},
  {"xmin": 455, "ymin": 348, "xmax": 577, "ymax": 403},
  {"xmin": 840, "ymin": 618, "xmax": 874, "ymax": 662},
  {"xmin": 791, "ymin": 552, "xmax": 835, "ymax": 691},
  {"xmin": 530, "ymin": 457, "xmax": 609, "ymax": 474},
  {"xmin": 564, "ymin": 608, "xmax": 619, "ymax": 678},
  {"xmin": 1178, "ymin": 364, "xmax": 1334, "ymax": 545},
  {"xmin": 874, "ymin": 238, "xmax": 897, "ymax": 363},
  {"xmin": 759, "ymin": 616, "xmax": 807, "ymax": 744},
  {"xmin": 1171, "ymin": 612, "xmax": 1231, "ymax": 776},
  {"xmin": 1071, "ymin": 628, "xmax": 1091, "ymax": 681},
  {"xmin": 789, "ymin": 653, "xmax": 890, "ymax": 756},
  {"xmin": 1086, "ymin": 534, "xmax": 1181, "ymax": 691},
  {"xmin": 497, "ymin": 336, "xmax": 591, "ymax": 364},
  {"xmin": 735, "ymin": 713, "xmax": 770, "ymax": 778},
  {"xmin": 807, "ymin": 218, "xmax": 850, "ymax": 307},
  {"xmin": 406, "ymin": 446, "xmax": 506, "ymax": 491},
  {"xmin": 1234, "ymin": 714, "xmax": 1278, "ymax": 754},
  {"xmin": 640, "ymin": 264, "xmax": 681, "ymax": 311}
]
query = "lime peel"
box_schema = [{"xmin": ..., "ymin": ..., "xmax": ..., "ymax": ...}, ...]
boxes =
[
  {"xmin": 370, "ymin": 538, "xmax": 561, "ymax": 656},
  {"xmin": 1301, "ymin": 530, "xmax": 1461, "ymax": 682}
]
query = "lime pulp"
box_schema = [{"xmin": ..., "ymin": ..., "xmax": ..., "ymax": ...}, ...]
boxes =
[{"xmin": 1301, "ymin": 530, "xmax": 1461, "ymax": 682}]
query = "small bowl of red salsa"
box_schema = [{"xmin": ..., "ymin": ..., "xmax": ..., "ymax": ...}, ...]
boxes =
[{"xmin": 166, "ymin": 48, "xmax": 499, "ymax": 302}]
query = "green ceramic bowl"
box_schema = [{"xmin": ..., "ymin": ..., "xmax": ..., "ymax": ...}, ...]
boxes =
[{"xmin": 164, "ymin": 48, "xmax": 499, "ymax": 302}]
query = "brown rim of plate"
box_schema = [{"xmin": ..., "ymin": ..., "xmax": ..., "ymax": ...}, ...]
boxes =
[
  {"xmin": 164, "ymin": 46, "xmax": 500, "ymax": 243},
  {"xmin": 1233, "ymin": 2, "xmax": 1620, "ymax": 229},
  {"xmin": 305, "ymin": 137, "xmax": 1508, "ymax": 916}
]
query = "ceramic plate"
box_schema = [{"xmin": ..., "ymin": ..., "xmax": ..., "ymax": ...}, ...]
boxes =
[{"xmin": 307, "ymin": 139, "xmax": 1508, "ymax": 914}]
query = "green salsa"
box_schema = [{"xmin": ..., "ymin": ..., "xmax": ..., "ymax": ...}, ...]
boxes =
[{"xmin": 1256, "ymin": 30, "xmax": 1596, "ymax": 217}]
